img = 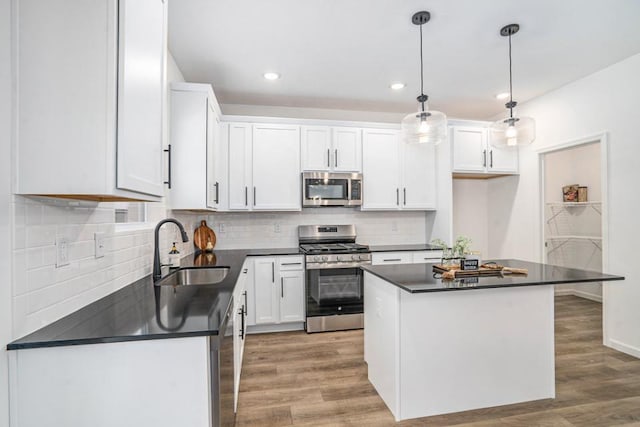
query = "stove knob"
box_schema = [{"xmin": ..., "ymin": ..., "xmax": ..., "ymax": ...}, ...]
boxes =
[
  {"xmin": 314, "ymin": 255, "xmax": 322, "ymax": 262},
  {"xmin": 352, "ymin": 255, "xmax": 359, "ymax": 261},
  {"xmin": 322, "ymin": 255, "xmax": 329, "ymax": 262}
]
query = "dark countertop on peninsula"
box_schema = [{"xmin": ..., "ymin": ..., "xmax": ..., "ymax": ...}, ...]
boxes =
[
  {"xmin": 361, "ymin": 259, "xmax": 625, "ymax": 293},
  {"xmin": 7, "ymin": 247, "xmax": 302, "ymax": 350},
  {"xmin": 368, "ymin": 243, "xmax": 442, "ymax": 252}
]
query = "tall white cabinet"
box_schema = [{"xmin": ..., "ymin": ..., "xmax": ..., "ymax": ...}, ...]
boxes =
[
  {"xmin": 362, "ymin": 129, "xmax": 436, "ymax": 210},
  {"xmin": 169, "ymin": 83, "xmax": 222, "ymax": 210},
  {"xmin": 14, "ymin": 0, "xmax": 167, "ymax": 201},
  {"xmin": 227, "ymin": 123, "xmax": 301, "ymax": 211}
]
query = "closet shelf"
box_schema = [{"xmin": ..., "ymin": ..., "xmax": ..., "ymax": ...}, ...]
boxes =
[
  {"xmin": 546, "ymin": 235, "xmax": 602, "ymax": 241},
  {"xmin": 546, "ymin": 201, "xmax": 601, "ymax": 206}
]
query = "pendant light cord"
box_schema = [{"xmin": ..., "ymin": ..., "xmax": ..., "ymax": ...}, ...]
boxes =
[
  {"xmin": 508, "ymin": 32, "xmax": 514, "ymax": 118},
  {"xmin": 419, "ymin": 23, "xmax": 425, "ymax": 112}
]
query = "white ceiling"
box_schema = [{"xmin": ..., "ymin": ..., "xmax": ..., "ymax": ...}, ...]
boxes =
[{"xmin": 168, "ymin": 0, "xmax": 640, "ymax": 120}]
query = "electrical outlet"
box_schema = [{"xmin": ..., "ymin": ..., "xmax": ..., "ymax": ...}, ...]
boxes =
[
  {"xmin": 56, "ymin": 236, "xmax": 70, "ymax": 267},
  {"xmin": 94, "ymin": 232, "xmax": 105, "ymax": 258},
  {"xmin": 219, "ymin": 223, "xmax": 226, "ymax": 233},
  {"xmin": 391, "ymin": 221, "xmax": 398, "ymax": 232},
  {"xmin": 274, "ymin": 222, "xmax": 281, "ymax": 233}
]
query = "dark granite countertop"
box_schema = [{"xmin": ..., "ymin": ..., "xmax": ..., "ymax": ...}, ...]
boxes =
[
  {"xmin": 368, "ymin": 243, "xmax": 442, "ymax": 252},
  {"xmin": 362, "ymin": 259, "xmax": 625, "ymax": 293},
  {"xmin": 7, "ymin": 248, "xmax": 302, "ymax": 350}
]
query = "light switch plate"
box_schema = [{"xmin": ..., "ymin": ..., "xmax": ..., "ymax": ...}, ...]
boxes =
[
  {"xmin": 56, "ymin": 236, "xmax": 69, "ymax": 267},
  {"xmin": 94, "ymin": 232, "xmax": 105, "ymax": 258}
]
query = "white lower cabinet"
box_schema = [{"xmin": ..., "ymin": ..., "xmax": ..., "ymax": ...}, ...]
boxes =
[
  {"xmin": 372, "ymin": 251, "xmax": 443, "ymax": 266},
  {"xmin": 247, "ymin": 255, "xmax": 305, "ymax": 329}
]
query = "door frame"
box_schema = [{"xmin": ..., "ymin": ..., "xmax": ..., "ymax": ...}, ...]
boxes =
[{"xmin": 537, "ymin": 131, "xmax": 609, "ymax": 341}]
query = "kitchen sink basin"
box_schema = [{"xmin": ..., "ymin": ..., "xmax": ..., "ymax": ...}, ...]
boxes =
[{"xmin": 156, "ymin": 267, "xmax": 230, "ymax": 287}]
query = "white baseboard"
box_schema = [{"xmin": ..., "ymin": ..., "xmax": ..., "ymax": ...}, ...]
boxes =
[
  {"xmin": 554, "ymin": 289, "xmax": 602, "ymax": 303},
  {"xmin": 607, "ymin": 339, "xmax": 640, "ymax": 359},
  {"xmin": 246, "ymin": 322, "xmax": 305, "ymax": 334}
]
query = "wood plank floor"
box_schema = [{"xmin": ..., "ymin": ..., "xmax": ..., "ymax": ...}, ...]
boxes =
[{"xmin": 236, "ymin": 296, "xmax": 640, "ymax": 426}]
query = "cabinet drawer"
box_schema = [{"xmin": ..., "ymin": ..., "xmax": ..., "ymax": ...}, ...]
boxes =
[
  {"xmin": 278, "ymin": 256, "xmax": 304, "ymax": 271},
  {"xmin": 412, "ymin": 251, "xmax": 444, "ymax": 264},
  {"xmin": 371, "ymin": 252, "xmax": 413, "ymax": 265}
]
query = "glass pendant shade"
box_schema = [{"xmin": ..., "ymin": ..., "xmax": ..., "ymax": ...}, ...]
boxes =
[
  {"xmin": 489, "ymin": 115, "xmax": 535, "ymax": 148},
  {"xmin": 401, "ymin": 106, "xmax": 447, "ymax": 144}
]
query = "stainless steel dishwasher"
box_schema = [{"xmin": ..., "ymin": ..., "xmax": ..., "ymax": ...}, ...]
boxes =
[{"xmin": 210, "ymin": 297, "xmax": 235, "ymax": 427}]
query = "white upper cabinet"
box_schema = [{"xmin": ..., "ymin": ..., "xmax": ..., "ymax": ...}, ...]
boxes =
[
  {"xmin": 14, "ymin": 0, "xmax": 167, "ymax": 201},
  {"xmin": 301, "ymin": 126, "xmax": 362, "ymax": 172},
  {"xmin": 362, "ymin": 129, "xmax": 437, "ymax": 210},
  {"xmin": 169, "ymin": 82, "xmax": 221, "ymax": 211},
  {"xmin": 451, "ymin": 125, "xmax": 518, "ymax": 175},
  {"xmin": 227, "ymin": 123, "xmax": 301, "ymax": 211}
]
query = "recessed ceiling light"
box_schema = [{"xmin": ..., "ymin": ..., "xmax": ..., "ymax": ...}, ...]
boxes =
[
  {"xmin": 390, "ymin": 82, "xmax": 406, "ymax": 90},
  {"xmin": 263, "ymin": 72, "xmax": 280, "ymax": 80},
  {"xmin": 495, "ymin": 92, "xmax": 510, "ymax": 100}
]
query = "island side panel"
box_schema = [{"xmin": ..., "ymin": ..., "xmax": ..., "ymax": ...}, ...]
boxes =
[
  {"xmin": 10, "ymin": 337, "xmax": 211, "ymax": 427},
  {"xmin": 364, "ymin": 272, "xmax": 401, "ymax": 420},
  {"xmin": 399, "ymin": 285, "xmax": 556, "ymax": 420}
]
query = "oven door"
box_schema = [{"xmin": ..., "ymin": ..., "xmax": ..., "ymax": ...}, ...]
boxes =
[{"xmin": 306, "ymin": 266, "xmax": 364, "ymax": 317}]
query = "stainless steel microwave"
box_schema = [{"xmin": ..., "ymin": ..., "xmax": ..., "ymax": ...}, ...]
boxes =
[{"xmin": 302, "ymin": 172, "xmax": 363, "ymax": 207}]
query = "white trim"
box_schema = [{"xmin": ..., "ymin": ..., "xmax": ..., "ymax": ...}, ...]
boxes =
[
  {"xmin": 607, "ymin": 339, "xmax": 640, "ymax": 359},
  {"xmin": 555, "ymin": 289, "xmax": 603, "ymax": 303},
  {"xmin": 246, "ymin": 322, "xmax": 304, "ymax": 334},
  {"xmin": 538, "ymin": 131, "xmax": 610, "ymax": 342}
]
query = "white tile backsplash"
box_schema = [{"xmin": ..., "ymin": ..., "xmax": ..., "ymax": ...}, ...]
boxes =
[{"xmin": 11, "ymin": 194, "xmax": 430, "ymax": 339}]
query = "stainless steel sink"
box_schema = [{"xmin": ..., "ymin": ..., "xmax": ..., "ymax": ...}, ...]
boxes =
[{"xmin": 156, "ymin": 267, "xmax": 230, "ymax": 287}]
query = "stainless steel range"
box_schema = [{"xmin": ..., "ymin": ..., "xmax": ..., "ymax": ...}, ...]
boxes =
[{"xmin": 299, "ymin": 225, "xmax": 371, "ymax": 333}]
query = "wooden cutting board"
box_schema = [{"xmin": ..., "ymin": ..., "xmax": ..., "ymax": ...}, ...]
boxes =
[
  {"xmin": 433, "ymin": 264, "xmax": 504, "ymax": 277},
  {"xmin": 194, "ymin": 220, "xmax": 216, "ymax": 252}
]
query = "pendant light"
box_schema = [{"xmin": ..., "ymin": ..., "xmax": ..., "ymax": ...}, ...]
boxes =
[
  {"xmin": 400, "ymin": 11, "xmax": 447, "ymax": 145},
  {"xmin": 489, "ymin": 24, "xmax": 535, "ymax": 148}
]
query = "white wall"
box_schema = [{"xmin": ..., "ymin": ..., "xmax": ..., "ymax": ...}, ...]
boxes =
[
  {"xmin": 544, "ymin": 143, "xmax": 601, "ymax": 203},
  {"xmin": 488, "ymin": 53, "xmax": 640, "ymax": 357},
  {"xmin": 452, "ymin": 179, "xmax": 489, "ymax": 257},
  {"xmin": 1, "ymin": 0, "xmax": 13, "ymax": 423}
]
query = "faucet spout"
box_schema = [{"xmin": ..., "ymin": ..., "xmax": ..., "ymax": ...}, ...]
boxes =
[{"xmin": 153, "ymin": 218, "xmax": 189, "ymax": 281}]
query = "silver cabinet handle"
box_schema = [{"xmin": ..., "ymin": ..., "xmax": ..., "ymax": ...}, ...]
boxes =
[
  {"xmin": 403, "ymin": 188, "xmax": 406, "ymax": 205},
  {"xmin": 281, "ymin": 277, "xmax": 284, "ymax": 298},
  {"xmin": 384, "ymin": 258, "xmax": 402, "ymax": 262},
  {"xmin": 245, "ymin": 186, "xmax": 248, "ymax": 206},
  {"xmin": 281, "ymin": 262, "xmax": 302, "ymax": 266},
  {"xmin": 271, "ymin": 262, "xmax": 275, "ymax": 283},
  {"xmin": 335, "ymin": 149, "xmax": 338, "ymax": 168},
  {"xmin": 396, "ymin": 188, "xmax": 399, "ymax": 206},
  {"xmin": 327, "ymin": 149, "xmax": 330, "ymax": 167},
  {"xmin": 483, "ymin": 149, "xmax": 487, "ymax": 167},
  {"xmin": 214, "ymin": 182, "xmax": 219, "ymax": 204},
  {"xmin": 253, "ymin": 187, "xmax": 256, "ymax": 206},
  {"xmin": 490, "ymin": 150, "xmax": 494, "ymax": 168}
]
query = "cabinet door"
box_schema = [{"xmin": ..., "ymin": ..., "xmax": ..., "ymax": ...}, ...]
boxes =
[
  {"xmin": 487, "ymin": 146, "xmax": 518, "ymax": 174},
  {"xmin": 451, "ymin": 126, "xmax": 487, "ymax": 173},
  {"xmin": 206, "ymin": 106, "xmax": 219, "ymax": 209},
  {"xmin": 228, "ymin": 123, "xmax": 252, "ymax": 210},
  {"xmin": 116, "ymin": 0, "xmax": 166, "ymax": 197},
  {"xmin": 333, "ymin": 128, "xmax": 362, "ymax": 172},
  {"xmin": 253, "ymin": 257, "xmax": 279, "ymax": 324},
  {"xmin": 371, "ymin": 252, "xmax": 413, "ymax": 265},
  {"xmin": 279, "ymin": 270, "xmax": 305, "ymax": 323},
  {"xmin": 252, "ymin": 124, "xmax": 301, "ymax": 210},
  {"xmin": 362, "ymin": 129, "xmax": 400, "ymax": 210},
  {"xmin": 301, "ymin": 126, "xmax": 331, "ymax": 171},
  {"xmin": 402, "ymin": 142, "xmax": 436, "ymax": 210}
]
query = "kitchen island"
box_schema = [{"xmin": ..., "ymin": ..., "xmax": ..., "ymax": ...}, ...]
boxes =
[{"xmin": 361, "ymin": 259, "xmax": 624, "ymax": 421}]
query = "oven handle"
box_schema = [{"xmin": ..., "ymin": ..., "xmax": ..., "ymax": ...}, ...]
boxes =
[{"xmin": 306, "ymin": 261, "xmax": 371, "ymax": 270}]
